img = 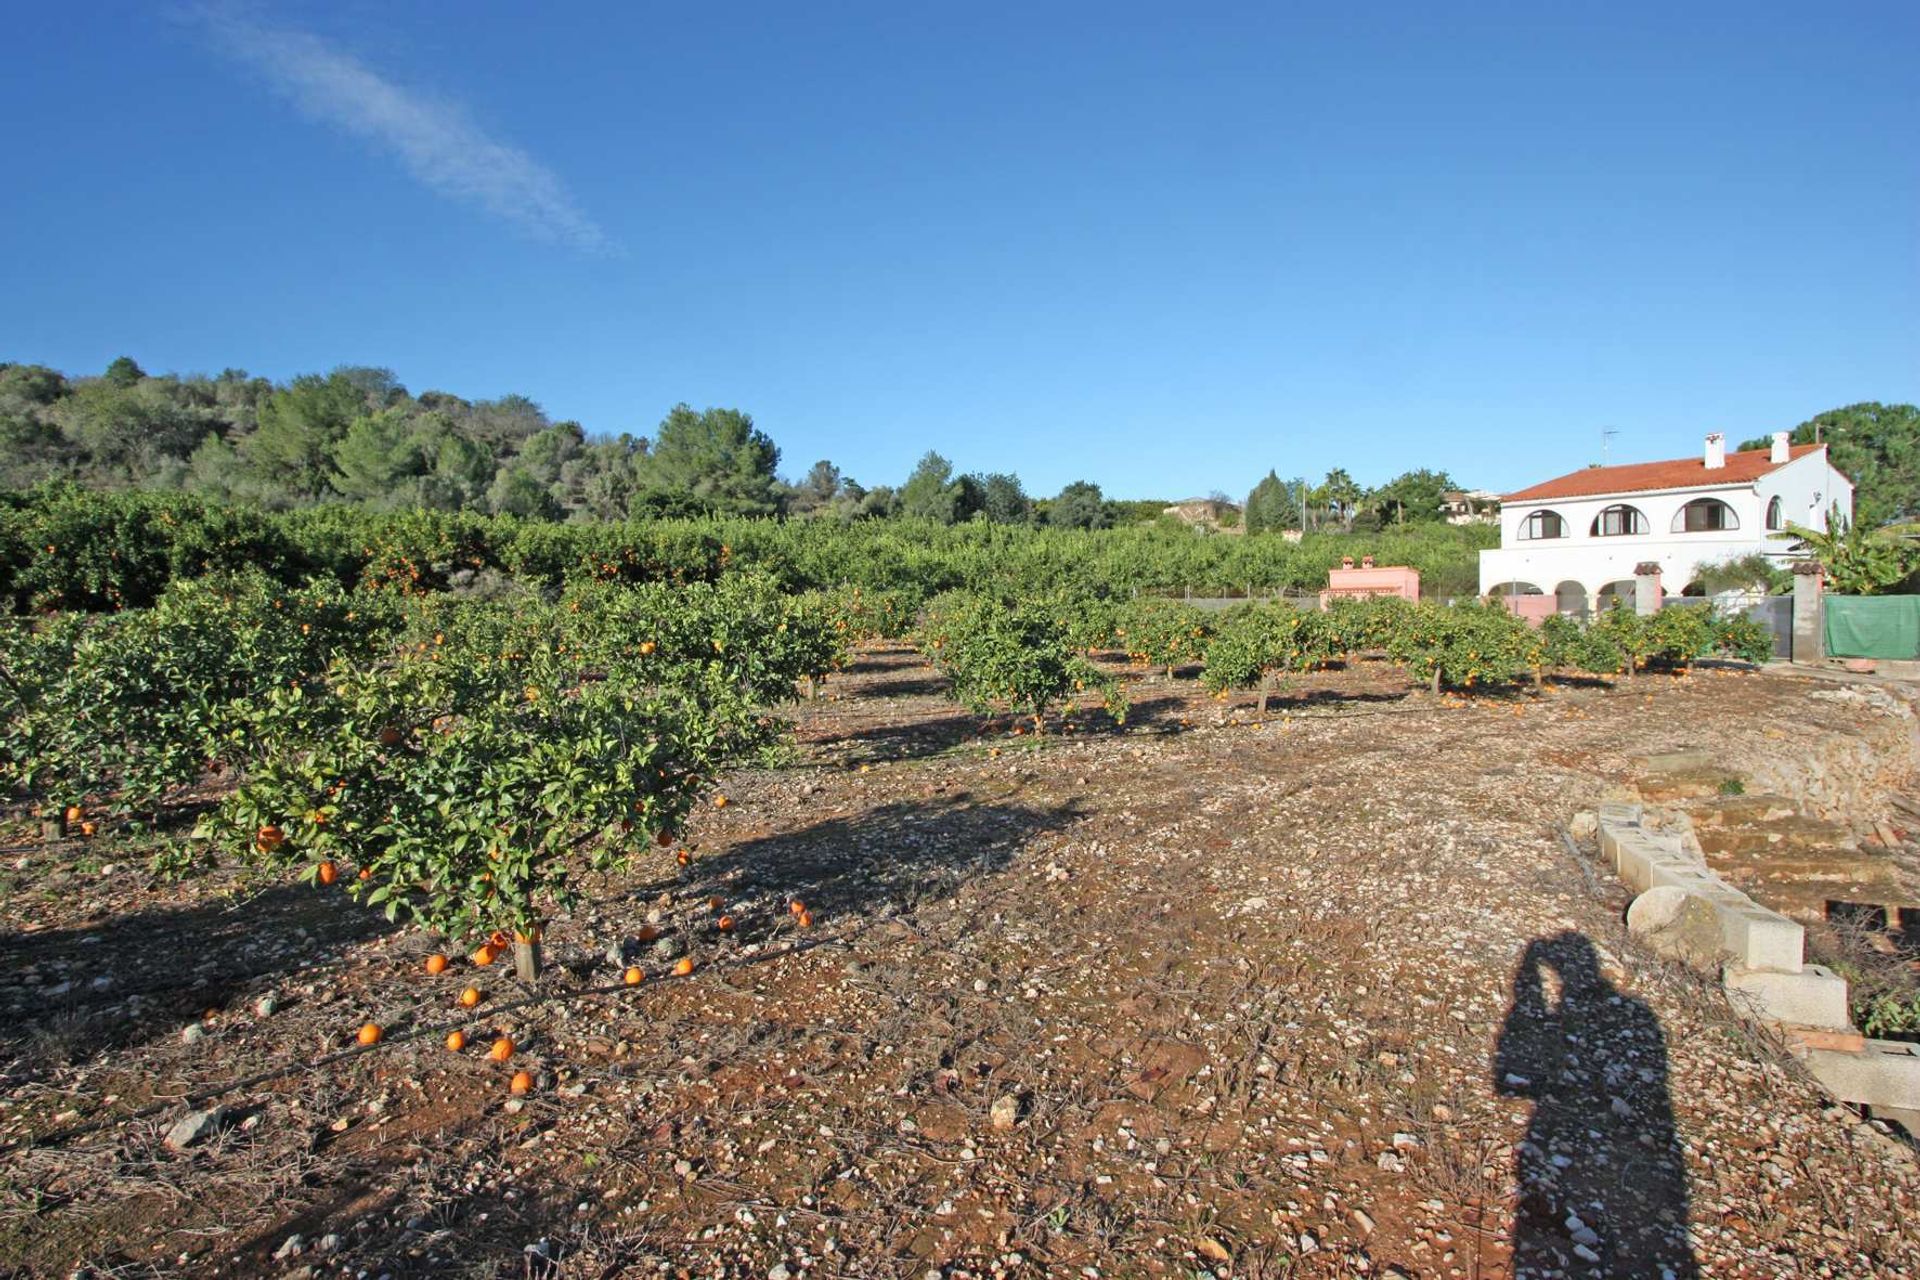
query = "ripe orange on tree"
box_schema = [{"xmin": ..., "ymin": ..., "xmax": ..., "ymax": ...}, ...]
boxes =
[
  {"xmin": 255, "ymin": 824, "xmax": 285, "ymax": 853},
  {"xmin": 317, "ymin": 860, "xmax": 339, "ymax": 886}
]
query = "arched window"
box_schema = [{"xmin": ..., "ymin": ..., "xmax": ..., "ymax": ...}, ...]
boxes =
[
  {"xmin": 1672, "ymin": 498, "xmax": 1739, "ymax": 533},
  {"xmin": 1590, "ymin": 504, "xmax": 1649, "ymax": 537},
  {"xmin": 1765, "ymin": 496, "xmax": 1783, "ymax": 530},
  {"xmin": 1518, "ymin": 509, "xmax": 1567, "ymax": 540}
]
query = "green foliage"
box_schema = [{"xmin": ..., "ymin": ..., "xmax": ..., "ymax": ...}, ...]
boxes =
[
  {"xmin": 1707, "ymin": 611, "xmax": 1776, "ymax": 665},
  {"xmin": 1045, "ymin": 481, "xmax": 1110, "ymax": 530},
  {"xmin": 918, "ymin": 592, "xmax": 1125, "ymax": 728},
  {"xmin": 1773, "ymin": 510, "xmax": 1920, "ymax": 595},
  {"xmin": 1114, "ymin": 597, "xmax": 1214, "ymax": 676},
  {"xmin": 1858, "ymin": 990, "xmax": 1920, "ymax": 1040},
  {"xmin": 642, "ymin": 405, "xmax": 782, "ymax": 516},
  {"xmin": 1692, "ymin": 553, "xmax": 1790, "ymax": 596},
  {"xmin": 1366, "ymin": 468, "xmax": 1456, "ymax": 525},
  {"xmin": 1538, "ymin": 613, "xmax": 1625, "ymax": 674},
  {"xmin": 1324, "ymin": 594, "xmax": 1418, "ymax": 653},
  {"xmin": 0, "ymin": 484, "xmax": 303, "ymax": 612},
  {"xmin": 899, "ymin": 452, "xmax": 963, "ymax": 524},
  {"xmin": 1587, "ymin": 603, "xmax": 1723, "ymax": 671},
  {"xmin": 1740, "ymin": 402, "xmax": 1920, "ymax": 528},
  {"xmin": 1200, "ymin": 604, "xmax": 1336, "ymax": 707},
  {"xmin": 1244, "ymin": 471, "xmax": 1300, "ymax": 533},
  {"xmin": 0, "ymin": 572, "xmax": 378, "ymax": 819},
  {"xmin": 1379, "ymin": 599, "xmax": 1541, "ymax": 690},
  {"xmin": 203, "ymin": 620, "xmax": 728, "ymax": 939}
]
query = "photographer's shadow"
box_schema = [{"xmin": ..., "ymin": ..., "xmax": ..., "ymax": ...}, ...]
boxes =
[{"xmin": 1494, "ymin": 931, "xmax": 1698, "ymax": 1278}]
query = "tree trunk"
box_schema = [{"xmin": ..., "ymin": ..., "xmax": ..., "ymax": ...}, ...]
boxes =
[
  {"xmin": 513, "ymin": 937, "xmax": 543, "ymax": 985},
  {"xmin": 1431, "ymin": 667, "xmax": 1442, "ymax": 695},
  {"xmin": 41, "ymin": 813, "xmax": 66, "ymax": 842}
]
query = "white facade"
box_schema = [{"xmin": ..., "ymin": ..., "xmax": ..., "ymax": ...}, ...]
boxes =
[{"xmin": 1479, "ymin": 434, "xmax": 1853, "ymax": 610}]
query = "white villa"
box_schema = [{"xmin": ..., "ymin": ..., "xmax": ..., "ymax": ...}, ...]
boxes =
[{"xmin": 1478, "ymin": 432, "xmax": 1853, "ymax": 613}]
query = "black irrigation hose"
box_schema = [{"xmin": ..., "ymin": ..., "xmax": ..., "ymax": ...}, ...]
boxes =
[{"xmin": 0, "ymin": 929, "xmax": 858, "ymax": 1156}]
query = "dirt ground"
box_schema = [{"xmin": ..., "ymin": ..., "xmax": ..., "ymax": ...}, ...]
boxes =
[{"xmin": 3, "ymin": 646, "xmax": 1919, "ymax": 1279}]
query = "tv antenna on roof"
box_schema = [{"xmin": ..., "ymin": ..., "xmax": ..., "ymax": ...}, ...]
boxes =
[{"xmin": 1601, "ymin": 426, "xmax": 1619, "ymax": 466}]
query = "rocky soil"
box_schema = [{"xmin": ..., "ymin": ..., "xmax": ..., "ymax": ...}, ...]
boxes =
[{"xmin": 2, "ymin": 647, "xmax": 1918, "ymax": 1278}]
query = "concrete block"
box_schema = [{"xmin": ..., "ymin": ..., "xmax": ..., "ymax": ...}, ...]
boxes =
[
  {"xmin": 1720, "ymin": 903, "xmax": 1805, "ymax": 973},
  {"xmin": 1611, "ymin": 831, "xmax": 1689, "ymax": 891},
  {"xmin": 1598, "ymin": 802, "xmax": 1643, "ymax": 829},
  {"xmin": 1803, "ymin": 1040, "xmax": 1920, "ymax": 1114},
  {"xmin": 1725, "ymin": 964, "xmax": 1848, "ymax": 1028}
]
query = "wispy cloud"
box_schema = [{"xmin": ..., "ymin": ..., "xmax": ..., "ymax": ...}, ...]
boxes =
[{"xmin": 196, "ymin": 7, "xmax": 613, "ymax": 253}]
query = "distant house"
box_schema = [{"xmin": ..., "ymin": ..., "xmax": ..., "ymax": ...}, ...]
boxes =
[
  {"xmin": 1162, "ymin": 497, "xmax": 1243, "ymax": 533},
  {"xmin": 1442, "ymin": 490, "xmax": 1499, "ymax": 525},
  {"xmin": 1478, "ymin": 432, "xmax": 1853, "ymax": 612}
]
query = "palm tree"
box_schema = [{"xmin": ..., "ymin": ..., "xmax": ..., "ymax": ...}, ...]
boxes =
[{"xmin": 1770, "ymin": 505, "xmax": 1920, "ymax": 594}]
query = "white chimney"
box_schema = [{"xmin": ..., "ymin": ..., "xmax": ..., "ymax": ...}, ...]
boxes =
[
  {"xmin": 1770, "ymin": 430, "xmax": 1790, "ymax": 464},
  {"xmin": 1703, "ymin": 432, "xmax": 1726, "ymax": 470}
]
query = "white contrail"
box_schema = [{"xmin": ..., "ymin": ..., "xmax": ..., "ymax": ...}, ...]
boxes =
[{"xmin": 197, "ymin": 8, "xmax": 614, "ymax": 253}]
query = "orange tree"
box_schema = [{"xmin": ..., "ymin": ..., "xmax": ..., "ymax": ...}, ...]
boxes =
[
  {"xmin": 1113, "ymin": 596, "xmax": 1213, "ymax": 677},
  {"xmin": 201, "ymin": 598, "xmax": 745, "ymax": 966},
  {"xmin": 555, "ymin": 572, "xmax": 847, "ymax": 717},
  {"xmin": 0, "ymin": 572, "xmax": 381, "ymax": 827},
  {"xmin": 1587, "ymin": 602, "xmax": 1771, "ymax": 673},
  {"xmin": 1200, "ymin": 604, "xmax": 1337, "ymax": 712},
  {"xmin": 1380, "ymin": 599, "xmax": 1543, "ymax": 692},
  {"xmin": 918, "ymin": 591, "xmax": 1127, "ymax": 731}
]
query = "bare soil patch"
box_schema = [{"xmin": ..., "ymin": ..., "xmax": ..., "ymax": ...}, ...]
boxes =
[{"xmin": 4, "ymin": 647, "xmax": 1918, "ymax": 1277}]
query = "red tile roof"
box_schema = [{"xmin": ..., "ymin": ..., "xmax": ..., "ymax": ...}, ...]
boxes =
[{"xmin": 1503, "ymin": 444, "xmax": 1824, "ymax": 503}]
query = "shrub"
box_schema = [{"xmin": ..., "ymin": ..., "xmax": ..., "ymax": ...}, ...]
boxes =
[
  {"xmin": 204, "ymin": 620, "xmax": 727, "ymax": 946},
  {"xmin": 1383, "ymin": 600, "xmax": 1542, "ymax": 692},
  {"xmin": 918, "ymin": 592, "xmax": 1125, "ymax": 729},
  {"xmin": 1200, "ymin": 605, "xmax": 1336, "ymax": 711},
  {"xmin": 1114, "ymin": 597, "xmax": 1213, "ymax": 677}
]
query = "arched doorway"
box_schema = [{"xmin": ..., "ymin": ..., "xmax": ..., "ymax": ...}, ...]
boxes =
[
  {"xmin": 1553, "ymin": 581, "xmax": 1588, "ymax": 618},
  {"xmin": 1596, "ymin": 580, "xmax": 1638, "ymax": 611}
]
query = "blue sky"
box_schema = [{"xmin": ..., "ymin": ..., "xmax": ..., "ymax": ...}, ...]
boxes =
[{"xmin": 3, "ymin": 2, "xmax": 1914, "ymax": 499}]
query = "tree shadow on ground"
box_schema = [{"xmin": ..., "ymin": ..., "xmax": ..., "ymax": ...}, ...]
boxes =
[
  {"xmin": 657, "ymin": 791, "xmax": 1085, "ymax": 922},
  {"xmin": 0, "ymin": 881, "xmax": 397, "ymax": 1073},
  {"xmin": 1256, "ymin": 688, "xmax": 1410, "ymax": 713},
  {"xmin": 857, "ymin": 674, "xmax": 952, "ymax": 699},
  {"xmin": 1493, "ymin": 931, "xmax": 1698, "ymax": 1278},
  {"xmin": 804, "ymin": 710, "xmax": 983, "ymax": 763}
]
